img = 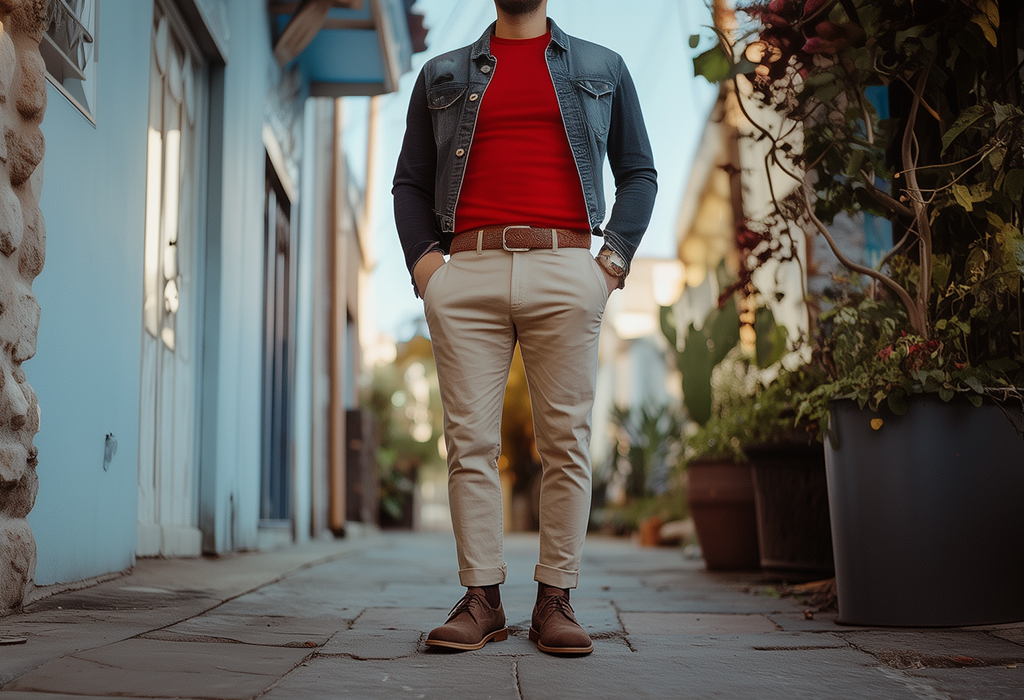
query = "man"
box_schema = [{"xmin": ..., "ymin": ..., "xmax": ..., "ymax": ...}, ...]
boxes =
[{"xmin": 393, "ymin": 0, "xmax": 656, "ymax": 656}]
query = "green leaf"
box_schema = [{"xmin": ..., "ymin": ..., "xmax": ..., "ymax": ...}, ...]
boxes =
[
  {"xmin": 812, "ymin": 82, "xmax": 844, "ymax": 105},
  {"xmin": 939, "ymin": 388, "xmax": 955, "ymax": 402},
  {"xmin": 993, "ymin": 103, "xmax": 1021, "ymax": 126},
  {"xmin": 967, "ymin": 393, "xmax": 984, "ymax": 407},
  {"xmin": 706, "ymin": 296, "xmax": 742, "ymax": 367},
  {"xmin": 689, "ymin": 34, "xmax": 701, "ymax": 49},
  {"xmin": 754, "ymin": 307, "xmax": 789, "ymax": 369},
  {"xmin": 1004, "ymin": 170, "xmax": 1024, "ymax": 202},
  {"xmin": 693, "ymin": 45, "xmax": 731, "ymax": 83},
  {"xmin": 931, "ymin": 254, "xmax": 951, "ymax": 292},
  {"xmin": 964, "ymin": 375, "xmax": 985, "ymax": 394},
  {"xmin": 996, "ymin": 226, "xmax": 1024, "ymax": 275},
  {"xmin": 887, "ymin": 392, "xmax": 908, "ymax": 416},
  {"xmin": 987, "ymin": 358, "xmax": 1021, "ymax": 373},
  {"xmin": 941, "ymin": 105, "xmax": 987, "ymax": 154},
  {"xmin": 659, "ymin": 306, "xmax": 678, "ymax": 351},
  {"xmin": 953, "ymin": 183, "xmax": 974, "ymax": 211}
]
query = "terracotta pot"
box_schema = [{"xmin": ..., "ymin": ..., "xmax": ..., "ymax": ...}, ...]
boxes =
[
  {"xmin": 747, "ymin": 441, "xmax": 834, "ymax": 579},
  {"xmin": 638, "ymin": 515, "xmax": 664, "ymax": 547},
  {"xmin": 686, "ymin": 457, "xmax": 760, "ymax": 570}
]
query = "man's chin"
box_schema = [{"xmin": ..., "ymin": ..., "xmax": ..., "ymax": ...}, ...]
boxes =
[{"xmin": 494, "ymin": 0, "xmax": 544, "ymax": 16}]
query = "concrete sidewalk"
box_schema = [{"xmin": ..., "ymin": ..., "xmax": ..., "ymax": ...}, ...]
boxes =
[{"xmin": 1, "ymin": 532, "xmax": 1022, "ymax": 699}]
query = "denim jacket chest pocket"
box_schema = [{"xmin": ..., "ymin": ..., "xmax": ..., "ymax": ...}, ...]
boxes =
[
  {"xmin": 427, "ymin": 82, "xmax": 467, "ymax": 146},
  {"xmin": 572, "ymin": 78, "xmax": 614, "ymax": 137}
]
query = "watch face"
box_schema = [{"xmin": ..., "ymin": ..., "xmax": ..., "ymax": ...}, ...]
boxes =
[{"xmin": 599, "ymin": 253, "xmax": 625, "ymax": 277}]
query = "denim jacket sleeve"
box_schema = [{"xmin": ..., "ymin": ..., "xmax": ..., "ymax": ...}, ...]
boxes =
[
  {"xmin": 393, "ymin": 69, "xmax": 442, "ymax": 287},
  {"xmin": 602, "ymin": 62, "xmax": 658, "ymax": 274}
]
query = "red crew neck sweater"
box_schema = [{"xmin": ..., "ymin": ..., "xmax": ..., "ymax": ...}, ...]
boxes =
[{"xmin": 454, "ymin": 32, "xmax": 590, "ymax": 235}]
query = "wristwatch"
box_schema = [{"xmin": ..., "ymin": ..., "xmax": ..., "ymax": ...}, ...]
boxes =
[{"xmin": 596, "ymin": 246, "xmax": 626, "ymax": 278}]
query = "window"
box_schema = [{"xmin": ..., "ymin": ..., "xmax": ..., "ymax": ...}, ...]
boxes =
[
  {"xmin": 142, "ymin": 1, "xmax": 205, "ymax": 352},
  {"xmin": 40, "ymin": 0, "xmax": 99, "ymax": 123}
]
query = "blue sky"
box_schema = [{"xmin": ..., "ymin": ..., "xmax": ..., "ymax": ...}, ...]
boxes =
[{"xmin": 347, "ymin": 0, "xmax": 718, "ymax": 341}]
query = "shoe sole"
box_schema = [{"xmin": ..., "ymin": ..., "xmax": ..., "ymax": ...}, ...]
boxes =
[
  {"xmin": 528, "ymin": 627, "xmax": 594, "ymax": 655},
  {"xmin": 425, "ymin": 627, "xmax": 508, "ymax": 651}
]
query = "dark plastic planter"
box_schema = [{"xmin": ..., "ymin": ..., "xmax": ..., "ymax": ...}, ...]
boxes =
[
  {"xmin": 747, "ymin": 442, "xmax": 834, "ymax": 579},
  {"xmin": 826, "ymin": 397, "xmax": 1024, "ymax": 626},
  {"xmin": 687, "ymin": 457, "xmax": 760, "ymax": 570}
]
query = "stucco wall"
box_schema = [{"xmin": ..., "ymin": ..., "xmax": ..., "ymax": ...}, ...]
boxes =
[
  {"xmin": 28, "ymin": 0, "xmax": 153, "ymax": 585},
  {"xmin": 199, "ymin": 0, "xmax": 279, "ymax": 554}
]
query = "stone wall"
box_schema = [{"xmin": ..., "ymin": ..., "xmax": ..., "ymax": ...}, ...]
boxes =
[{"xmin": 0, "ymin": 0, "xmax": 47, "ymax": 611}]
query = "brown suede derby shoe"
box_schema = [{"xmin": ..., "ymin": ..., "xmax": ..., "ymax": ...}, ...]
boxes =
[
  {"xmin": 529, "ymin": 589, "xmax": 594, "ymax": 655},
  {"xmin": 425, "ymin": 588, "xmax": 508, "ymax": 651}
]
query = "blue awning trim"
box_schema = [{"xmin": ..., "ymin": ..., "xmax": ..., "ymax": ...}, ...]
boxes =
[{"xmin": 272, "ymin": 0, "xmax": 415, "ymax": 96}]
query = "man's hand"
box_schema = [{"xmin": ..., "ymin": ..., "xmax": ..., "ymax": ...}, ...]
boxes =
[
  {"xmin": 414, "ymin": 251, "xmax": 446, "ymax": 298},
  {"xmin": 600, "ymin": 267, "xmax": 620, "ymax": 295}
]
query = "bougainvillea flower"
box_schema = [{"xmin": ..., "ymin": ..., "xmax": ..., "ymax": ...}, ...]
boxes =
[{"xmin": 803, "ymin": 0, "xmax": 830, "ymax": 15}]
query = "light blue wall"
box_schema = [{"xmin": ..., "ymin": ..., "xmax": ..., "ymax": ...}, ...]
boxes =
[
  {"xmin": 200, "ymin": 0, "xmax": 281, "ymax": 553},
  {"xmin": 28, "ymin": 0, "xmax": 155, "ymax": 585}
]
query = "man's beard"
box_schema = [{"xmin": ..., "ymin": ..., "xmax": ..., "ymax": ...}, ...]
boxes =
[{"xmin": 494, "ymin": 0, "xmax": 544, "ymax": 16}]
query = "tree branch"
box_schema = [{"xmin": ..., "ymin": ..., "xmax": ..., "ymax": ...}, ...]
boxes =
[
  {"xmin": 800, "ymin": 186, "xmax": 928, "ymax": 335},
  {"xmin": 901, "ymin": 65, "xmax": 934, "ymax": 326}
]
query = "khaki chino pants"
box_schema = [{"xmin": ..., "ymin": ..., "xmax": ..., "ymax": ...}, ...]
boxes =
[{"xmin": 423, "ymin": 246, "xmax": 610, "ymax": 589}]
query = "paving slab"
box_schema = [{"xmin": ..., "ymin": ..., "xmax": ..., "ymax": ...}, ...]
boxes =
[
  {"xmin": 4, "ymin": 532, "xmax": 1023, "ymax": 698},
  {"xmin": 0, "ymin": 610, "xmax": 199, "ymax": 686},
  {"xmin": 319, "ymin": 629, "xmax": 424, "ymax": 659},
  {"xmin": 210, "ymin": 585, "xmax": 361, "ymax": 619},
  {"xmin": 624, "ymin": 632, "xmax": 851, "ymax": 655},
  {"xmin": 5, "ymin": 638, "xmax": 312, "ymax": 699},
  {"xmin": 151, "ymin": 613, "xmax": 345, "ymax": 647},
  {"xmin": 842, "ymin": 630, "xmax": 1024, "ymax": 665},
  {"xmin": 991, "ymin": 626, "xmax": 1024, "ymax": 647},
  {"xmin": 621, "ymin": 611, "xmax": 779, "ymax": 635},
  {"xmin": 518, "ymin": 636, "xmax": 918, "ymax": 700},
  {"xmin": 765, "ymin": 609, "xmax": 881, "ymax": 632},
  {"xmin": 0, "ymin": 694, "xmax": 208, "ymax": 700},
  {"xmin": 350, "ymin": 606, "xmax": 450, "ymax": 632},
  {"xmin": 261, "ymin": 655, "xmax": 520, "ymax": 700},
  {"xmin": 905, "ymin": 667, "xmax": 1024, "ymax": 699}
]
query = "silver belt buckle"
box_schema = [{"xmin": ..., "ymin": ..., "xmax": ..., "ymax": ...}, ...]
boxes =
[{"xmin": 502, "ymin": 225, "xmax": 532, "ymax": 252}]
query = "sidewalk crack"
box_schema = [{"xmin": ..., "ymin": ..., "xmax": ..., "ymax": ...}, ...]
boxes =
[
  {"xmin": 347, "ymin": 608, "xmax": 367, "ymax": 630},
  {"xmin": 512, "ymin": 657, "xmax": 524, "ymax": 700},
  {"xmin": 609, "ymin": 600, "xmax": 637, "ymax": 653}
]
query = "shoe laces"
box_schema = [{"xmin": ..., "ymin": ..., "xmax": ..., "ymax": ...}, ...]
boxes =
[
  {"xmin": 537, "ymin": 593, "xmax": 576, "ymax": 621},
  {"xmin": 446, "ymin": 590, "xmax": 487, "ymax": 623}
]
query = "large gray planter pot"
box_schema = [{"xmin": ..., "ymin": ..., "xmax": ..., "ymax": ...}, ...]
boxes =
[{"xmin": 826, "ymin": 397, "xmax": 1024, "ymax": 626}]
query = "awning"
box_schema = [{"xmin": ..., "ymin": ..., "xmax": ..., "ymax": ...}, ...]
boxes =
[{"xmin": 269, "ymin": 0, "xmax": 426, "ymax": 97}]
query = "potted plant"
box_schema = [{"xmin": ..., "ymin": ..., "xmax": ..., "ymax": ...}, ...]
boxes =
[
  {"xmin": 695, "ymin": 0, "xmax": 1024, "ymax": 624},
  {"xmin": 598, "ymin": 403, "xmax": 686, "ymax": 545},
  {"xmin": 662, "ymin": 296, "xmax": 762, "ymax": 570},
  {"xmin": 733, "ymin": 364, "xmax": 835, "ymax": 580}
]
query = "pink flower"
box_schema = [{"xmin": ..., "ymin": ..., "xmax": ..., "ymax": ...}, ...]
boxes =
[
  {"xmin": 878, "ymin": 346, "xmax": 894, "ymax": 360},
  {"xmin": 803, "ymin": 36, "xmax": 843, "ymax": 54},
  {"xmin": 803, "ymin": 0, "xmax": 830, "ymax": 16},
  {"xmin": 814, "ymin": 21, "xmax": 846, "ymax": 40}
]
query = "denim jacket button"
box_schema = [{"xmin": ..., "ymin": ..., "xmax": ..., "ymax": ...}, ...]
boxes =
[
  {"xmin": 469, "ymin": 93, "xmax": 479, "ymax": 101},
  {"xmin": 456, "ymin": 148, "xmax": 466, "ymax": 157},
  {"xmin": 481, "ymin": 65, "xmax": 492, "ymax": 74}
]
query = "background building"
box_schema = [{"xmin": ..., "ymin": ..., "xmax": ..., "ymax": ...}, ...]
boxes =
[{"xmin": 0, "ymin": 0, "xmax": 423, "ymax": 607}]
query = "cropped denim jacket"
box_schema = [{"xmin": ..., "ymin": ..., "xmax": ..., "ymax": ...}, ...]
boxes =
[{"xmin": 393, "ymin": 19, "xmax": 657, "ymax": 290}]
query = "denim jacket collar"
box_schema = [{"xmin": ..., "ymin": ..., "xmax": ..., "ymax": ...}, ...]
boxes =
[{"xmin": 469, "ymin": 18, "xmax": 570, "ymax": 59}]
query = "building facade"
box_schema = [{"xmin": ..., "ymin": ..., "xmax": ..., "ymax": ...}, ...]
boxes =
[{"xmin": 0, "ymin": 0, "xmax": 421, "ymax": 608}]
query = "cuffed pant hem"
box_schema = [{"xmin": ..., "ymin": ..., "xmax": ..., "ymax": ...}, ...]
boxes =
[
  {"xmin": 534, "ymin": 563, "xmax": 580, "ymax": 589},
  {"xmin": 458, "ymin": 564, "xmax": 508, "ymax": 587}
]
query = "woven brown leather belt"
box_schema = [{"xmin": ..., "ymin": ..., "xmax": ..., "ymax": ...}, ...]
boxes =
[{"xmin": 449, "ymin": 226, "xmax": 591, "ymax": 254}]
